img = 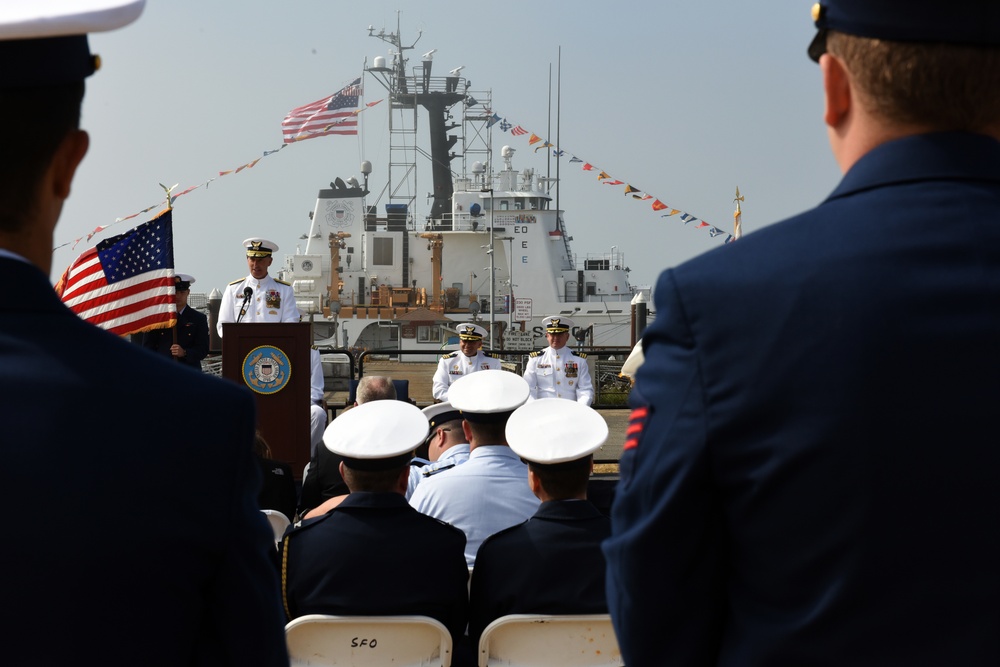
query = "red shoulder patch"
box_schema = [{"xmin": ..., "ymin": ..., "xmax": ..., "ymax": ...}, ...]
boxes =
[{"xmin": 623, "ymin": 406, "xmax": 649, "ymax": 451}]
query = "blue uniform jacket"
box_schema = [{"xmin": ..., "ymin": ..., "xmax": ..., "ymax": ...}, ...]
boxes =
[
  {"xmin": 281, "ymin": 491, "xmax": 469, "ymax": 642},
  {"xmin": 604, "ymin": 133, "xmax": 1000, "ymax": 666},
  {"xmin": 139, "ymin": 304, "xmax": 209, "ymax": 368},
  {"xmin": 1, "ymin": 256, "xmax": 288, "ymax": 666},
  {"xmin": 469, "ymin": 499, "xmax": 610, "ymax": 646}
]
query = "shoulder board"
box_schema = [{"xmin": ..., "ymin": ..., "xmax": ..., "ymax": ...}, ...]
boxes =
[
  {"xmin": 487, "ymin": 352, "xmax": 500, "ymax": 359},
  {"xmin": 274, "ymin": 278, "xmax": 292, "ymax": 286},
  {"xmin": 529, "ymin": 351, "xmax": 540, "ymax": 358},
  {"xmin": 577, "ymin": 352, "xmax": 588, "ymax": 359},
  {"xmin": 442, "ymin": 352, "xmax": 457, "ymax": 359},
  {"xmin": 410, "ymin": 457, "xmax": 431, "ymax": 468},
  {"xmin": 422, "ymin": 462, "xmax": 457, "ymax": 478},
  {"xmin": 227, "ymin": 277, "xmax": 245, "ymax": 286}
]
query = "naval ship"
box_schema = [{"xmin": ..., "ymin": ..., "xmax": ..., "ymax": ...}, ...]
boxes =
[{"xmin": 279, "ymin": 24, "xmax": 646, "ymax": 354}]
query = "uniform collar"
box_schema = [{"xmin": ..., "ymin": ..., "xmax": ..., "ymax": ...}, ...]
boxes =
[
  {"xmin": 828, "ymin": 132, "xmax": 1000, "ymax": 204},
  {"xmin": 337, "ymin": 491, "xmax": 410, "ymax": 510},
  {"xmin": 247, "ymin": 273, "xmax": 273, "ymax": 287},
  {"xmin": 469, "ymin": 444, "xmax": 520, "ymax": 460},
  {"xmin": 1, "ymin": 256, "xmax": 67, "ymax": 314},
  {"xmin": 533, "ymin": 499, "xmax": 604, "ymax": 521},
  {"xmin": 440, "ymin": 443, "xmax": 471, "ymax": 460},
  {"xmin": 0, "ymin": 248, "xmax": 31, "ymax": 264}
]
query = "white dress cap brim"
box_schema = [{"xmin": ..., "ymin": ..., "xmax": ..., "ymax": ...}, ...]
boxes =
[
  {"xmin": 0, "ymin": 0, "xmax": 146, "ymax": 39},
  {"xmin": 324, "ymin": 400, "xmax": 429, "ymax": 459},
  {"xmin": 506, "ymin": 398, "xmax": 608, "ymax": 464},
  {"xmin": 449, "ymin": 369, "xmax": 529, "ymax": 414}
]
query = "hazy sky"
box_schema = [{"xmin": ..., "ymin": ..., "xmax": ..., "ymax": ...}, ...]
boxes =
[{"xmin": 56, "ymin": 0, "xmax": 841, "ymax": 296}]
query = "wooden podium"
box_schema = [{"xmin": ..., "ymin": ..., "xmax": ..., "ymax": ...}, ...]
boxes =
[{"xmin": 222, "ymin": 322, "xmax": 311, "ymax": 478}]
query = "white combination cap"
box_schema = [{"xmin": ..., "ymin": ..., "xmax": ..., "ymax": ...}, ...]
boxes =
[
  {"xmin": 542, "ymin": 316, "xmax": 573, "ymax": 333},
  {"xmin": 455, "ymin": 322, "xmax": 487, "ymax": 341},
  {"xmin": 449, "ymin": 369, "xmax": 529, "ymax": 423},
  {"xmin": 505, "ymin": 398, "xmax": 608, "ymax": 464},
  {"xmin": 422, "ymin": 401, "xmax": 462, "ymax": 429},
  {"xmin": 174, "ymin": 273, "xmax": 195, "ymax": 288},
  {"xmin": 323, "ymin": 400, "xmax": 429, "ymax": 470},
  {"xmin": 244, "ymin": 238, "xmax": 279, "ymax": 257}
]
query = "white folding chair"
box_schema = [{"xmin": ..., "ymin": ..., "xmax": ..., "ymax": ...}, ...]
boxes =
[
  {"xmin": 261, "ymin": 509, "xmax": 290, "ymax": 544},
  {"xmin": 477, "ymin": 614, "xmax": 622, "ymax": 667},
  {"xmin": 285, "ymin": 614, "xmax": 453, "ymax": 667}
]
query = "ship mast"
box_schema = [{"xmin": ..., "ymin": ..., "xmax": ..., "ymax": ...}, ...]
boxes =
[{"xmin": 366, "ymin": 18, "xmax": 467, "ymax": 227}]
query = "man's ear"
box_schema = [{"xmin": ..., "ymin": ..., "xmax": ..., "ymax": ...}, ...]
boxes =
[
  {"xmin": 50, "ymin": 129, "xmax": 89, "ymax": 200},
  {"xmin": 821, "ymin": 53, "xmax": 852, "ymax": 130},
  {"xmin": 396, "ymin": 466, "xmax": 410, "ymax": 494},
  {"xmin": 527, "ymin": 468, "xmax": 543, "ymax": 496}
]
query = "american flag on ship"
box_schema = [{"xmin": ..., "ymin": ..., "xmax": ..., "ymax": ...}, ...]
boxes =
[
  {"xmin": 282, "ymin": 78, "xmax": 362, "ymax": 143},
  {"xmin": 55, "ymin": 210, "xmax": 176, "ymax": 336}
]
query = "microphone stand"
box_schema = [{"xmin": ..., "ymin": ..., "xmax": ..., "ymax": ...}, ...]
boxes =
[{"xmin": 237, "ymin": 288, "xmax": 253, "ymax": 323}]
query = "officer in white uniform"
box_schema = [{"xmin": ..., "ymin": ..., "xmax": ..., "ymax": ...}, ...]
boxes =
[
  {"xmin": 216, "ymin": 238, "xmax": 300, "ymax": 336},
  {"xmin": 410, "ymin": 370, "xmax": 540, "ymax": 567},
  {"xmin": 523, "ymin": 316, "xmax": 594, "ymax": 405},
  {"xmin": 309, "ymin": 348, "xmax": 327, "ymax": 456},
  {"xmin": 431, "ymin": 322, "xmax": 502, "ymax": 401},
  {"xmin": 406, "ymin": 402, "xmax": 471, "ymax": 499}
]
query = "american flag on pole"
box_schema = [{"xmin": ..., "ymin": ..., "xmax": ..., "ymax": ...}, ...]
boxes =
[
  {"xmin": 55, "ymin": 209, "xmax": 176, "ymax": 336},
  {"xmin": 282, "ymin": 78, "xmax": 362, "ymax": 143}
]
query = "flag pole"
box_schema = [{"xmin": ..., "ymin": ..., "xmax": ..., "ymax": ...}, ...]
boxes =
[
  {"xmin": 159, "ymin": 183, "xmax": 181, "ymax": 356},
  {"xmin": 733, "ymin": 187, "xmax": 744, "ymax": 240}
]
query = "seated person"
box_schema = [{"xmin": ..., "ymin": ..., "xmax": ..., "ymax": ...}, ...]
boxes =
[
  {"xmin": 254, "ymin": 430, "xmax": 297, "ymax": 523},
  {"xmin": 309, "ymin": 348, "xmax": 328, "ymax": 457},
  {"xmin": 280, "ymin": 400, "xmax": 469, "ymax": 643},
  {"xmin": 299, "ymin": 376, "xmax": 396, "ymax": 518},
  {"xmin": 409, "ymin": 370, "xmax": 540, "ymax": 567},
  {"xmin": 468, "ymin": 398, "xmax": 611, "ymax": 646},
  {"xmin": 432, "ymin": 322, "xmax": 501, "ymax": 401},
  {"xmin": 406, "ymin": 401, "xmax": 470, "ymax": 500}
]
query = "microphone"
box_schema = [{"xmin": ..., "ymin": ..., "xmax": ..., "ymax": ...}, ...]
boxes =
[{"xmin": 237, "ymin": 286, "xmax": 253, "ymax": 323}]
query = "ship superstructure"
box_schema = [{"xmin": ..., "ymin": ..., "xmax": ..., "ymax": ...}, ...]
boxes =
[{"xmin": 282, "ymin": 24, "xmax": 642, "ymax": 352}]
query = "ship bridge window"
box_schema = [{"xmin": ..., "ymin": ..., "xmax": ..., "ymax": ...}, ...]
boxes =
[
  {"xmin": 514, "ymin": 200, "xmax": 524, "ymax": 210},
  {"xmin": 373, "ymin": 237, "xmax": 393, "ymax": 266},
  {"xmin": 584, "ymin": 259, "xmax": 610, "ymax": 271},
  {"xmin": 499, "ymin": 200, "xmax": 509, "ymax": 210}
]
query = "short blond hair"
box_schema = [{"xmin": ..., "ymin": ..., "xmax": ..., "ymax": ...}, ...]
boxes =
[{"xmin": 828, "ymin": 31, "xmax": 1000, "ymax": 132}]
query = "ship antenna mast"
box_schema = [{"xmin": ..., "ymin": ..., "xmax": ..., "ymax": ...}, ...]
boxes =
[{"xmin": 368, "ymin": 11, "xmax": 421, "ymax": 68}]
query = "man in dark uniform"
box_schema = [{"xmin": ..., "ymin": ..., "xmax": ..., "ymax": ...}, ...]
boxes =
[
  {"xmin": 281, "ymin": 400, "xmax": 469, "ymax": 643},
  {"xmin": 139, "ymin": 273, "xmax": 209, "ymax": 369},
  {"xmin": 0, "ymin": 3, "xmax": 288, "ymax": 665},
  {"xmin": 469, "ymin": 398, "xmax": 611, "ymax": 647},
  {"xmin": 605, "ymin": 2, "xmax": 1000, "ymax": 666}
]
